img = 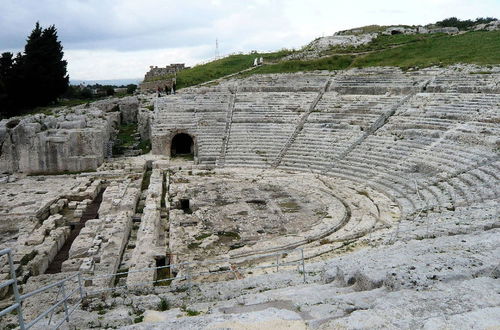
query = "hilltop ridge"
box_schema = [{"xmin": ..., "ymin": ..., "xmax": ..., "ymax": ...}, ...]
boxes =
[{"xmin": 167, "ymin": 18, "xmax": 500, "ymax": 90}]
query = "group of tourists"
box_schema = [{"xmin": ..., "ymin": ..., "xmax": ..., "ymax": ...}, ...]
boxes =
[{"xmin": 157, "ymin": 82, "xmax": 176, "ymax": 96}]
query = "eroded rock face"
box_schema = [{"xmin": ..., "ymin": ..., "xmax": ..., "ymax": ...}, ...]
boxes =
[
  {"xmin": 1, "ymin": 66, "xmax": 499, "ymax": 329},
  {"xmin": 0, "ymin": 97, "xmax": 141, "ymax": 174}
]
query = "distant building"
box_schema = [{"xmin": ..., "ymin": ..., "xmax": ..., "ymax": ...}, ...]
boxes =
[{"xmin": 139, "ymin": 64, "xmax": 188, "ymax": 93}]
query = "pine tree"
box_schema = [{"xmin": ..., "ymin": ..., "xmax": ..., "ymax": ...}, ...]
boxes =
[
  {"xmin": 22, "ymin": 22, "xmax": 69, "ymax": 107},
  {"xmin": 0, "ymin": 52, "xmax": 14, "ymax": 113}
]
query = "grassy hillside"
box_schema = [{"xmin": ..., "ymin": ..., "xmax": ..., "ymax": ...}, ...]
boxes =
[
  {"xmin": 352, "ymin": 31, "xmax": 500, "ymax": 68},
  {"xmin": 176, "ymin": 50, "xmax": 292, "ymax": 89},
  {"xmin": 175, "ymin": 30, "xmax": 500, "ymax": 89}
]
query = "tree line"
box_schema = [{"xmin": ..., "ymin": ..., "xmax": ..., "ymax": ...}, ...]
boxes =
[
  {"xmin": 435, "ymin": 17, "xmax": 497, "ymax": 30},
  {"xmin": 0, "ymin": 22, "xmax": 69, "ymax": 118}
]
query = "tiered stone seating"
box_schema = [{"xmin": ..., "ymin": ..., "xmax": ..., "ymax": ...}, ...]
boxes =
[
  {"xmin": 271, "ymin": 92, "xmax": 499, "ymax": 217},
  {"xmin": 224, "ymin": 92, "xmax": 318, "ymax": 167},
  {"xmin": 219, "ymin": 73, "xmax": 330, "ymax": 92},
  {"xmin": 325, "ymin": 93, "xmax": 500, "ymax": 216},
  {"xmin": 154, "ymin": 93, "xmax": 230, "ymax": 163},
  {"xmin": 154, "ymin": 72, "xmax": 499, "ymax": 222},
  {"xmin": 426, "ymin": 73, "xmax": 500, "ymax": 93},
  {"xmin": 279, "ymin": 93, "xmax": 403, "ymax": 171},
  {"xmin": 330, "ymin": 69, "xmax": 430, "ymax": 95},
  {"xmin": 394, "ymin": 198, "xmax": 499, "ymax": 241}
]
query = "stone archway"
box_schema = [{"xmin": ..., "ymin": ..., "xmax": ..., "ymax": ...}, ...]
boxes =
[{"xmin": 170, "ymin": 133, "xmax": 194, "ymax": 157}]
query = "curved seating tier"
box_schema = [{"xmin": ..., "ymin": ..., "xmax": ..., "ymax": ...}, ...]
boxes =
[
  {"xmin": 224, "ymin": 92, "xmax": 318, "ymax": 167},
  {"xmin": 153, "ymin": 70, "xmax": 500, "ymax": 227}
]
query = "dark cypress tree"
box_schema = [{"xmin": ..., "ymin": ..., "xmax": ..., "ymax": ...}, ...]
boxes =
[
  {"xmin": 22, "ymin": 22, "xmax": 69, "ymax": 107},
  {"xmin": 0, "ymin": 52, "xmax": 15, "ymax": 115}
]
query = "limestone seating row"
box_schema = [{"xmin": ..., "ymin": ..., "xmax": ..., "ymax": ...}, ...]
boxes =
[
  {"xmin": 127, "ymin": 169, "xmax": 164, "ymax": 286},
  {"xmin": 347, "ymin": 139, "xmax": 485, "ymax": 177},
  {"xmin": 82, "ymin": 178, "xmax": 142, "ymax": 288},
  {"xmin": 426, "ymin": 74, "xmax": 500, "ymax": 93},
  {"xmin": 223, "ymin": 93, "xmax": 313, "ymax": 166},
  {"xmin": 394, "ymin": 199, "xmax": 499, "ymax": 241},
  {"xmin": 342, "ymin": 136, "xmax": 495, "ymax": 198},
  {"xmin": 342, "ymin": 151, "xmax": 498, "ymax": 215},
  {"xmin": 397, "ymin": 94, "xmax": 500, "ymax": 118},
  {"xmin": 328, "ymin": 75, "xmax": 428, "ymax": 94},
  {"xmin": 280, "ymin": 133, "xmax": 495, "ymax": 217},
  {"xmin": 227, "ymin": 74, "xmax": 330, "ymax": 91},
  {"xmin": 278, "ymin": 95, "xmax": 402, "ymax": 169},
  {"xmin": 277, "ymin": 177, "xmax": 400, "ymax": 261},
  {"xmin": 224, "ymin": 124, "xmax": 293, "ymax": 167},
  {"xmin": 231, "ymin": 93, "xmax": 316, "ymax": 121},
  {"xmin": 316, "ymin": 93, "xmax": 402, "ymax": 109}
]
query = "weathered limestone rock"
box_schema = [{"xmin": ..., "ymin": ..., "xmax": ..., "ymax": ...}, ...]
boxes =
[
  {"xmin": 127, "ymin": 169, "xmax": 164, "ymax": 286},
  {"xmin": 0, "ymin": 96, "xmax": 142, "ymax": 174},
  {"xmin": 1, "ymin": 65, "xmax": 500, "ymax": 329},
  {"xmin": 138, "ymin": 108, "xmax": 152, "ymax": 141},
  {"xmin": 119, "ymin": 97, "xmax": 140, "ymax": 124}
]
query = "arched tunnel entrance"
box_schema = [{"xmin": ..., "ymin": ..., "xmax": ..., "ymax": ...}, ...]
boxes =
[{"xmin": 171, "ymin": 133, "xmax": 194, "ymax": 157}]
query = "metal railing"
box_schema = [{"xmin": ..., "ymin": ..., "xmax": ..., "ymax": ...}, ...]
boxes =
[
  {"xmin": 0, "ymin": 248, "xmax": 85, "ymax": 330},
  {"xmin": 1, "ymin": 247, "xmax": 306, "ymax": 329},
  {"xmin": 84, "ymin": 248, "xmax": 306, "ymax": 295},
  {"xmin": 0, "ymin": 248, "xmax": 25, "ymax": 329}
]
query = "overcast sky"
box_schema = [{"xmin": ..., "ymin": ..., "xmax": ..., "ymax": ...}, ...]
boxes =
[{"xmin": 0, "ymin": 0, "xmax": 498, "ymax": 81}]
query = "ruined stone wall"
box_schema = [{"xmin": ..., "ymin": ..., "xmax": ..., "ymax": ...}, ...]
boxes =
[
  {"xmin": 140, "ymin": 63, "xmax": 186, "ymax": 92},
  {"xmin": 139, "ymin": 79, "xmax": 174, "ymax": 93},
  {"xmin": 143, "ymin": 64, "xmax": 185, "ymax": 82},
  {"xmin": 0, "ymin": 97, "xmax": 141, "ymax": 174}
]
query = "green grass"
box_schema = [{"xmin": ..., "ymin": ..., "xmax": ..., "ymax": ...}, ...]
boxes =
[
  {"xmin": 216, "ymin": 231, "xmax": 241, "ymax": 240},
  {"xmin": 242, "ymin": 31, "xmax": 500, "ymax": 77},
  {"xmin": 175, "ymin": 31, "xmax": 500, "ymax": 87},
  {"xmin": 116, "ymin": 123, "xmax": 137, "ymax": 147},
  {"xmin": 141, "ymin": 170, "xmax": 152, "ymax": 191},
  {"xmin": 176, "ymin": 50, "xmax": 294, "ymax": 89},
  {"xmin": 31, "ymin": 99, "xmax": 91, "ymax": 114},
  {"xmin": 113, "ymin": 123, "xmax": 140, "ymax": 155},
  {"xmin": 246, "ymin": 55, "xmax": 354, "ymax": 75},
  {"xmin": 195, "ymin": 233, "xmax": 212, "ymax": 241},
  {"xmin": 138, "ymin": 139, "xmax": 151, "ymax": 154},
  {"xmin": 188, "ymin": 242, "xmax": 201, "ymax": 249},
  {"xmin": 279, "ymin": 201, "xmax": 301, "ymax": 213},
  {"xmin": 352, "ymin": 31, "xmax": 500, "ymax": 69},
  {"xmin": 186, "ymin": 309, "xmax": 200, "ymax": 316},
  {"xmin": 158, "ymin": 299, "xmax": 170, "ymax": 311}
]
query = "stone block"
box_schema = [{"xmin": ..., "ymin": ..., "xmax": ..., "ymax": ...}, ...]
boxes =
[
  {"xmin": 61, "ymin": 258, "xmax": 84, "ymax": 272},
  {"xmin": 26, "ymin": 232, "xmax": 45, "ymax": 246}
]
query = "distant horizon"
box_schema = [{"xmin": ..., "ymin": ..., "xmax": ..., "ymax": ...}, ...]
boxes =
[
  {"xmin": 2, "ymin": 0, "xmax": 499, "ymax": 80},
  {"xmin": 70, "ymin": 78, "xmax": 142, "ymax": 86}
]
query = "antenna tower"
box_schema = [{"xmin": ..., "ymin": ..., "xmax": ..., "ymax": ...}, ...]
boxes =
[{"xmin": 215, "ymin": 38, "xmax": 220, "ymax": 60}]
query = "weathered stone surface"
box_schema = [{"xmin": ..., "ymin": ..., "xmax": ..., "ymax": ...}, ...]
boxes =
[
  {"xmin": 1, "ymin": 65, "xmax": 500, "ymax": 329},
  {"xmin": 138, "ymin": 108, "xmax": 152, "ymax": 141},
  {"xmin": 0, "ymin": 97, "xmax": 143, "ymax": 174}
]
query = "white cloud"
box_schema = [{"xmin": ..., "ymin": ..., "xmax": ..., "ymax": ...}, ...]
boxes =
[
  {"xmin": 0, "ymin": 0, "xmax": 499, "ymax": 80},
  {"xmin": 65, "ymin": 46, "xmax": 210, "ymax": 80}
]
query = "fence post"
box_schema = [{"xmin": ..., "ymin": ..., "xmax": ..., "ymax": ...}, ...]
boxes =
[
  {"xmin": 77, "ymin": 273, "xmax": 85, "ymax": 300},
  {"xmin": 60, "ymin": 283, "xmax": 70, "ymax": 323},
  {"xmin": 301, "ymin": 249, "xmax": 306, "ymax": 283},
  {"xmin": 7, "ymin": 251, "xmax": 25, "ymax": 330}
]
